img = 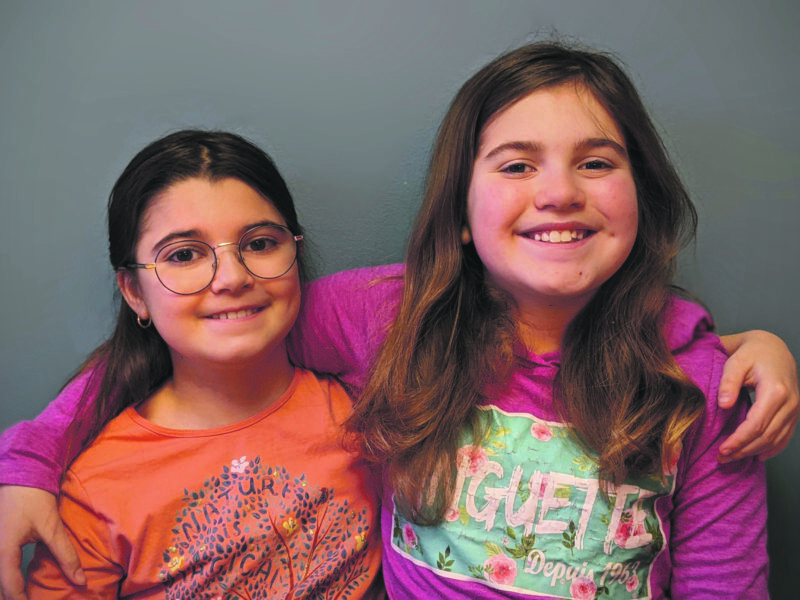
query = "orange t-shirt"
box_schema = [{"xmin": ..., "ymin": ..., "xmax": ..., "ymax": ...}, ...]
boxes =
[{"xmin": 27, "ymin": 369, "xmax": 381, "ymax": 599}]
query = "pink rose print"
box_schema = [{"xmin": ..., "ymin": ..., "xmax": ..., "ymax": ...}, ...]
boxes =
[
  {"xmin": 457, "ymin": 445, "xmax": 489, "ymax": 476},
  {"xmin": 445, "ymin": 507, "xmax": 460, "ymax": 522},
  {"xmin": 402, "ymin": 523, "xmax": 418, "ymax": 549},
  {"xmin": 626, "ymin": 572, "xmax": 639, "ymax": 592},
  {"xmin": 530, "ymin": 422, "xmax": 553, "ymax": 442},
  {"xmin": 483, "ymin": 554, "xmax": 517, "ymax": 586},
  {"xmin": 570, "ymin": 575, "xmax": 597, "ymax": 600},
  {"xmin": 230, "ymin": 456, "xmax": 249, "ymax": 474},
  {"xmin": 615, "ymin": 511, "xmax": 647, "ymax": 548}
]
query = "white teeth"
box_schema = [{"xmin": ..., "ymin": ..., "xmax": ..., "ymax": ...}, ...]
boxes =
[
  {"xmin": 210, "ymin": 308, "xmax": 260, "ymax": 320},
  {"xmin": 532, "ymin": 230, "xmax": 586, "ymax": 243}
]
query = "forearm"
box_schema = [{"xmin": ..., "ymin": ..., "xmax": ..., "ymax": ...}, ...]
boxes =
[{"xmin": 0, "ymin": 370, "xmax": 97, "ymax": 492}]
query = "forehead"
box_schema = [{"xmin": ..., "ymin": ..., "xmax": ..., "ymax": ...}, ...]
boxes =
[
  {"xmin": 478, "ymin": 83, "xmax": 624, "ymax": 150},
  {"xmin": 139, "ymin": 177, "xmax": 285, "ymax": 238}
]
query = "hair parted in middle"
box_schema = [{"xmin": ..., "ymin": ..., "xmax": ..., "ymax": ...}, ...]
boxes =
[
  {"xmin": 69, "ymin": 129, "xmax": 307, "ymax": 458},
  {"xmin": 348, "ymin": 41, "xmax": 705, "ymax": 525}
]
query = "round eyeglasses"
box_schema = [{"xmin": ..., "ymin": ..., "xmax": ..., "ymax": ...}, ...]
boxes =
[{"xmin": 124, "ymin": 224, "xmax": 303, "ymax": 295}]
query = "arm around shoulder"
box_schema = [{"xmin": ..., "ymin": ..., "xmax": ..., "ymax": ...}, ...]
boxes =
[{"xmin": 0, "ymin": 367, "xmax": 101, "ymax": 492}]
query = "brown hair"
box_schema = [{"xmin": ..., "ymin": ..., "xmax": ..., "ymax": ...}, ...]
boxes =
[
  {"xmin": 67, "ymin": 130, "xmax": 308, "ymax": 459},
  {"xmin": 348, "ymin": 41, "xmax": 705, "ymax": 524}
]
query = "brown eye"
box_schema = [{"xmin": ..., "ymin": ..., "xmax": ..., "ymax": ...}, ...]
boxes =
[
  {"xmin": 502, "ymin": 163, "xmax": 532, "ymax": 174},
  {"xmin": 582, "ymin": 160, "xmax": 612, "ymax": 170},
  {"xmin": 159, "ymin": 241, "xmax": 211, "ymax": 266}
]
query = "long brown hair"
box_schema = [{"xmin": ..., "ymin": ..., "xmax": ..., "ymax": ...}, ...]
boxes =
[
  {"xmin": 348, "ymin": 42, "xmax": 705, "ymax": 524},
  {"xmin": 67, "ymin": 130, "xmax": 308, "ymax": 461}
]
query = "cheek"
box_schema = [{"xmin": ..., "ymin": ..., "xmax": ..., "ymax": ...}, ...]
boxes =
[
  {"xmin": 139, "ymin": 281, "xmax": 192, "ymax": 322},
  {"xmin": 466, "ymin": 179, "xmax": 519, "ymax": 241},
  {"xmin": 609, "ymin": 187, "xmax": 639, "ymax": 262},
  {"xmin": 269, "ymin": 271, "xmax": 303, "ymax": 320},
  {"xmin": 605, "ymin": 181, "xmax": 638, "ymax": 232}
]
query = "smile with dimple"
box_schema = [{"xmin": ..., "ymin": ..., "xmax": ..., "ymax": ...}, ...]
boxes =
[
  {"xmin": 524, "ymin": 229, "xmax": 591, "ymax": 243},
  {"xmin": 207, "ymin": 307, "xmax": 265, "ymax": 320}
]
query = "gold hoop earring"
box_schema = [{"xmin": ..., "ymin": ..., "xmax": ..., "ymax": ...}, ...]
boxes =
[{"xmin": 137, "ymin": 315, "xmax": 152, "ymax": 329}]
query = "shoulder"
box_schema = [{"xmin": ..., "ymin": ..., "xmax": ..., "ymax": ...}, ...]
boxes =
[
  {"xmin": 664, "ymin": 295, "xmax": 726, "ymax": 397},
  {"xmin": 664, "ymin": 295, "xmax": 716, "ymax": 352},
  {"xmin": 66, "ymin": 409, "xmax": 142, "ymax": 473},
  {"xmin": 664, "ymin": 296, "xmax": 752, "ymax": 469},
  {"xmin": 292, "ymin": 368, "xmax": 354, "ymax": 409}
]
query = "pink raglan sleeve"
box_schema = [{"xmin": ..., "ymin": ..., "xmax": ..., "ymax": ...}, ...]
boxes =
[
  {"xmin": 0, "ymin": 370, "xmax": 98, "ymax": 494},
  {"xmin": 664, "ymin": 299, "xmax": 768, "ymax": 597},
  {"xmin": 287, "ymin": 264, "xmax": 403, "ymax": 398}
]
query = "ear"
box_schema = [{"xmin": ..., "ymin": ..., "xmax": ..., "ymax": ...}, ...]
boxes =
[
  {"xmin": 461, "ymin": 224, "xmax": 472, "ymax": 245},
  {"xmin": 116, "ymin": 270, "xmax": 149, "ymax": 321}
]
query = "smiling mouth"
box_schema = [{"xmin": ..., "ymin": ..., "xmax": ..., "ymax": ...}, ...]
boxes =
[
  {"xmin": 523, "ymin": 229, "xmax": 592, "ymax": 243},
  {"xmin": 207, "ymin": 307, "xmax": 265, "ymax": 320}
]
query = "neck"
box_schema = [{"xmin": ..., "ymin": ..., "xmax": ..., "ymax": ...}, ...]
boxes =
[
  {"xmin": 514, "ymin": 297, "xmax": 589, "ymax": 354},
  {"xmin": 139, "ymin": 348, "xmax": 295, "ymax": 429}
]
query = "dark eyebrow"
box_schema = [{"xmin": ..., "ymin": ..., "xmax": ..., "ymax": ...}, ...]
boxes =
[
  {"xmin": 575, "ymin": 137, "xmax": 628, "ymax": 157},
  {"xmin": 481, "ymin": 137, "xmax": 627, "ymax": 161},
  {"xmin": 481, "ymin": 140, "xmax": 543, "ymax": 160},
  {"xmin": 149, "ymin": 220, "xmax": 287, "ymax": 255},
  {"xmin": 150, "ymin": 230, "xmax": 200, "ymax": 254}
]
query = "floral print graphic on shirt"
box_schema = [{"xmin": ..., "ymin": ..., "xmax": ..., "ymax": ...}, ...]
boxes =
[
  {"xmin": 391, "ymin": 407, "xmax": 671, "ymax": 598},
  {"xmin": 159, "ymin": 455, "xmax": 373, "ymax": 599}
]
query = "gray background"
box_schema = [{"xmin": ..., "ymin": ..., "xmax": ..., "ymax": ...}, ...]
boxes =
[{"xmin": 1, "ymin": 0, "xmax": 797, "ymax": 596}]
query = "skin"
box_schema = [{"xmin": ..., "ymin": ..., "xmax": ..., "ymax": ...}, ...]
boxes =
[
  {"xmin": 464, "ymin": 84, "xmax": 638, "ymax": 353},
  {"xmin": 119, "ymin": 177, "xmax": 301, "ymax": 429}
]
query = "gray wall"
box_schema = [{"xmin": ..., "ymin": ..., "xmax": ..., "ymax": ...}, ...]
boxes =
[{"xmin": 1, "ymin": 0, "xmax": 797, "ymax": 596}]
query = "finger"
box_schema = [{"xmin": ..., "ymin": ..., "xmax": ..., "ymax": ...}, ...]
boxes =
[
  {"xmin": 718, "ymin": 406, "xmax": 772, "ymax": 462},
  {"xmin": 0, "ymin": 544, "xmax": 27, "ymax": 600},
  {"xmin": 717, "ymin": 353, "xmax": 752, "ymax": 409},
  {"xmin": 37, "ymin": 520, "xmax": 84, "ymax": 586}
]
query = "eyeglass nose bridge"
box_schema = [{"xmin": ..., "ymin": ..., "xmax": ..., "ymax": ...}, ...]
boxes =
[
  {"xmin": 212, "ymin": 240, "xmax": 240, "ymax": 252},
  {"xmin": 207, "ymin": 240, "xmax": 251, "ymax": 278},
  {"xmin": 211, "ymin": 240, "xmax": 243, "ymax": 260}
]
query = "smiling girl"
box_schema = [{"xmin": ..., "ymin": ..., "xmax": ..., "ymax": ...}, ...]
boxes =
[
  {"xmin": 23, "ymin": 130, "xmax": 381, "ymax": 598},
  {"xmin": 290, "ymin": 43, "xmax": 770, "ymax": 597}
]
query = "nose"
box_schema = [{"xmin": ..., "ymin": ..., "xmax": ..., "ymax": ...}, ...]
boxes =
[
  {"xmin": 533, "ymin": 166, "xmax": 585, "ymax": 211},
  {"xmin": 209, "ymin": 243, "xmax": 254, "ymax": 293}
]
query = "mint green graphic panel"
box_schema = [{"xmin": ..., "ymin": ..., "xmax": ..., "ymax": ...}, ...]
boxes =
[{"xmin": 391, "ymin": 408, "xmax": 673, "ymax": 598}]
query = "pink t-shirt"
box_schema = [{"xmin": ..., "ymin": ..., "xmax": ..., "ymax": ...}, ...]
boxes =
[{"xmin": 291, "ymin": 265, "xmax": 768, "ymax": 599}]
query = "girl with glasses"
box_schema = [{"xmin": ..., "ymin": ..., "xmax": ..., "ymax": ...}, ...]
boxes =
[{"xmin": 21, "ymin": 129, "xmax": 382, "ymax": 598}]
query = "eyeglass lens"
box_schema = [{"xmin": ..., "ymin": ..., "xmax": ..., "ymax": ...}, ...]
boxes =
[{"xmin": 153, "ymin": 225, "xmax": 298, "ymax": 294}]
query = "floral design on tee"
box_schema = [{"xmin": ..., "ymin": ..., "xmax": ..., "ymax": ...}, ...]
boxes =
[
  {"xmin": 159, "ymin": 455, "xmax": 372, "ymax": 599},
  {"xmin": 391, "ymin": 407, "xmax": 671, "ymax": 598}
]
